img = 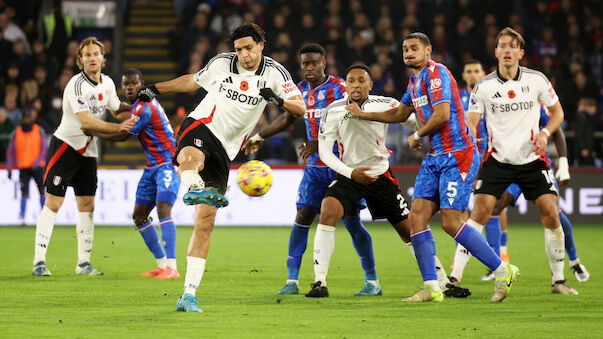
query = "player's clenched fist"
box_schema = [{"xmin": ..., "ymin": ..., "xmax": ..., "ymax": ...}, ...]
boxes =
[
  {"xmin": 259, "ymin": 88, "xmax": 284, "ymax": 107},
  {"xmin": 137, "ymin": 84, "xmax": 160, "ymax": 102}
]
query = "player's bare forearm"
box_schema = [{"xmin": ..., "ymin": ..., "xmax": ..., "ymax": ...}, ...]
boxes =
[
  {"xmin": 417, "ymin": 102, "xmax": 450, "ymax": 137},
  {"xmin": 347, "ymin": 103, "xmax": 412, "ymax": 123},
  {"xmin": 86, "ymin": 130, "xmax": 130, "ymax": 141},
  {"xmin": 552, "ymin": 128, "xmax": 568, "ymax": 157},
  {"xmin": 112, "ymin": 111, "xmax": 131, "ymax": 121},
  {"xmin": 259, "ymin": 112, "xmax": 297, "ymax": 139},
  {"xmin": 543, "ymin": 102, "xmax": 564, "ymax": 134},
  {"xmin": 282, "ymin": 95, "xmax": 306, "ymax": 116},
  {"xmin": 467, "ymin": 111, "xmax": 481, "ymax": 140},
  {"xmin": 155, "ymin": 74, "xmax": 200, "ymax": 94},
  {"xmin": 78, "ymin": 111, "xmax": 122, "ymax": 133}
]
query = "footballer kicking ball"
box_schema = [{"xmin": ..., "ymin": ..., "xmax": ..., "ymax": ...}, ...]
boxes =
[{"xmin": 237, "ymin": 160, "xmax": 273, "ymax": 196}]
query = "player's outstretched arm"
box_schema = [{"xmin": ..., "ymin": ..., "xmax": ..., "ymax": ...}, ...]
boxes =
[
  {"xmin": 110, "ymin": 102, "xmax": 133, "ymax": 121},
  {"xmin": 242, "ymin": 112, "xmax": 297, "ymax": 155},
  {"xmin": 407, "ymin": 102, "xmax": 450, "ymax": 151},
  {"xmin": 138, "ymin": 74, "xmax": 200, "ymax": 102},
  {"xmin": 281, "ymin": 95, "xmax": 306, "ymax": 116},
  {"xmin": 345, "ymin": 102, "xmax": 413, "ymax": 123},
  {"xmin": 77, "ymin": 110, "xmax": 135, "ymax": 134},
  {"xmin": 84, "ymin": 129, "xmax": 130, "ymax": 141}
]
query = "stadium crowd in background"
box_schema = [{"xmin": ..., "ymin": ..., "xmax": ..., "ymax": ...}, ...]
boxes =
[{"xmin": 0, "ymin": 0, "xmax": 602, "ymax": 166}]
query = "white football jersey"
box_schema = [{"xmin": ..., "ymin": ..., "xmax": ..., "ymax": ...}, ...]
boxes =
[
  {"xmin": 319, "ymin": 95, "xmax": 399, "ymax": 177},
  {"xmin": 191, "ymin": 53, "xmax": 301, "ymax": 160},
  {"xmin": 468, "ymin": 67, "xmax": 558, "ymax": 165},
  {"xmin": 55, "ymin": 72, "xmax": 121, "ymax": 158}
]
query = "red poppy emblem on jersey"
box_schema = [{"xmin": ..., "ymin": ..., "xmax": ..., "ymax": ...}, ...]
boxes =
[
  {"xmin": 98, "ymin": 93, "xmax": 103, "ymax": 101},
  {"xmin": 307, "ymin": 95, "xmax": 315, "ymax": 106},
  {"xmin": 240, "ymin": 81, "xmax": 249, "ymax": 91},
  {"xmin": 507, "ymin": 90, "xmax": 516, "ymax": 99}
]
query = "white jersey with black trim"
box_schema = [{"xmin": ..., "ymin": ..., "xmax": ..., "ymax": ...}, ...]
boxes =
[
  {"xmin": 190, "ymin": 53, "xmax": 301, "ymax": 160},
  {"xmin": 468, "ymin": 66, "xmax": 559, "ymax": 165},
  {"xmin": 319, "ymin": 95, "xmax": 399, "ymax": 177},
  {"xmin": 55, "ymin": 72, "xmax": 121, "ymax": 158}
]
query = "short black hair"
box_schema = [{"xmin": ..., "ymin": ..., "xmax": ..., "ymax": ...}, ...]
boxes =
[
  {"xmin": 464, "ymin": 59, "xmax": 482, "ymax": 67},
  {"xmin": 122, "ymin": 68, "xmax": 143, "ymax": 80},
  {"xmin": 228, "ymin": 22, "xmax": 266, "ymax": 44},
  {"xmin": 299, "ymin": 43, "xmax": 325, "ymax": 56},
  {"xmin": 346, "ymin": 64, "xmax": 372, "ymax": 79},
  {"xmin": 403, "ymin": 32, "xmax": 431, "ymax": 46}
]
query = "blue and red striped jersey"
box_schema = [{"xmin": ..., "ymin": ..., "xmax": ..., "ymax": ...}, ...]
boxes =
[
  {"xmin": 129, "ymin": 99, "xmax": 176, "ymax": 167},
  {"xmin": 401, "ymin": 60, "xmax": 475, "ymax": 155},
  {"xmin": 297, "ymin": 75, "xmax": 346, "ymax": 166},
  {"xmin": 460, "ymin": 86, "xmax": 487, "ymax": 156}
]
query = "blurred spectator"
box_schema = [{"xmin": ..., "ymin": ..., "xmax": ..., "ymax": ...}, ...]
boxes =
[
  {"xmin": 37, "ymin": 90, "xmax": 61, "ymax": 134},
  {"xmin": 41, "ymin": 0, "xmax": 73, "ymax": 66},
  {"xmin": 0, "ymin": 29, "xmax": 12, "ymax": 67},
  {"xmin": 19, "ymin": 79, "xmax": 38, "ymax": 107},
  {"xmin": 566, "ymin": 71, "xmax": 599, "ymax": 127},
  {"xmin": 1, "ymin": 84, "xmax": 21, "ymax": 126},
  {"xmin": 0, "ymin": 10, "xmax": 30, "ymax": 53},
  {"xmin": 0, "ymin": 107, "xmax": 14, "ymax": 162},
  {"xmin": 6, "ymin": 107, "xmax": 46, "ymax": 225},
  {"xmin": 573, "ymin": 97, "xmax": 601, "ymax": 166}
]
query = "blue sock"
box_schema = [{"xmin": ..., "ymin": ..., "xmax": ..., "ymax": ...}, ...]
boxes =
[
  {"xmin": 410, "ymin": 229, "xmax": 437, "ymax": 282},
  {"xmin": 559, "ymin": 212, "xmax": 578, "ymax": 261},
  {"xmin": 159, "ymin": 217, "xmax": 177, "ymax": 259},
  {"xmin": 343, "ymin": 217, "xmax": 377, "ymax": 281},
  {"xmin": 501, "ymin": 231, "xmax": 508, "ymax": 247},
  {"xmin": 287, "ymin": 223, "xmax": 310, "ymax": 280},
  {"xmin": 485, "ymin": 216, "xmax": 502, "ymax": 256},
  {"xmin": 137, "ymin": 220, "xmax": 165, "ymax": 259},
  {"xmin": 20, "ymin": 198, "xmax": 26, "ymax": 219},
  {"xmin": 455, "ymin": 223, "xmax": 502, "ymax": 271}
]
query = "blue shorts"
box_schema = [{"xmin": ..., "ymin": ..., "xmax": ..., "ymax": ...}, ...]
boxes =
[
  {"xmin": 505, "ymin": 166, "xmax": 559, "ymax": 207},
  {"xmin": 296, "ymin": 166, "xmax": 366, "ymax": 213},
  {"xmin": 413, "ymin": 147, "xmax": 480, "ymax": 210},
  {"xmin": 136, "ymin": 163, "xmax": 180, "ymax": 207}
]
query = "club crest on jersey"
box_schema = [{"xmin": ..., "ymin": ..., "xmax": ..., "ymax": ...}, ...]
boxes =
[
  {"xmin": 307, "ymin": 95, "xmax": 315, "ymax": 106},
  {"xmin": 257, "ymin": 80, "xmax": 266, "ymax": 88},
  {"xmin": 53, "ymin": 176, "xmax": 62, "ymax": 186},
  {"xmin": 521, "ymin": 85, "xmax": 530, "ymax": 93},
  {"xmin": 98, "ymin": 93, "xmax": 103, "ymax": 101},
  {"xmin": 240, "ymin": 81, "xmax": 249, "ymax": 91},
  {"xmin": 507, "ymin": 90, "xmax": 516, "ymax": 99},
  {"xmin": 475, "ymin": 179, "xmax": 482, "ymax": 190},
  {"xmin": 317, "ymin": 90, "xmax": 325, "ymax": 101}
]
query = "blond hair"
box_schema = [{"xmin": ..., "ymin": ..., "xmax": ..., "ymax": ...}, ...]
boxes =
[
  {"xmin": 495, "ymin": 27, "xmax": 525, "ymax": 49},
  {"xmin": 76, "ymin": 37, "xmax": 106, "ymax": 70}
]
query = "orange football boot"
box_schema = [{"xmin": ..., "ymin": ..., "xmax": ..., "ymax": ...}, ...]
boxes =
[
  {"xmin": 155, "ymin": 266, "xmax": 181, "ymax": 280},
  {"xmin": 141, "ymin": 267, "xmax": 164, "ymax": 277}
]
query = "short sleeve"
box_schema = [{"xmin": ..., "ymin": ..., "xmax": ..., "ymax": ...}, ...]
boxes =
[
  {"xmin": 107, "ymin": 80, "xmax": 121, "ymax": 111},
  {"xmin": 426, "ymin": 65, "xmax": 452, "ymax": 106},
  {"xmin": 467, "ymin": 84, "xmax": 485, "ymax": 114},
  {"xmin": 537, "ymin": 73, "xmax": 559, "ymax": 107},
  {"xmin": 270, "ymin": 63, "xmax": 302, "ymax": 99},
  {"xmin": 401, "ymin": 89, "xmax": 412, "ymax": 106},
  {"xmin": 128, "ymin": 101, "xmax": 151, "ymax": 135},
  {"xmin": 318, "ymin": 106, "xmax": 338, "ymax": 141},
  {"xmin": 193, "ymin": 55, "xmax": 227, "ymax": 89},
  {"xmin": 66, "ymin": 83, "xmax": 90, "ymax": 114}
]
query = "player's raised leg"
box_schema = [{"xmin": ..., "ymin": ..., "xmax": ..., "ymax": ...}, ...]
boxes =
[{"xmin": 179, "ymin": 146, "xmax": 227, "ymax": 208}]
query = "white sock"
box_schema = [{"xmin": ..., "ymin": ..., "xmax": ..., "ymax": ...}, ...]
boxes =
[
  {"xmin": 367, "ymin": 279, "xmax": 379, "ymax": 286},
  {"xmin": 405, "ymin": 241, "xmax": 415, "ymax": 258},
  {"xmin": 157, "ymin": 257, "xmax": 168, "ymax": 269},
  {"xmin": 76, "ymin": 211, "xmax": 94, "ymax": 264},
  {"xmin": 313, "ymin": 224, "xmax": 335, "ymax": 285},
  {"xmin": 33, "ymin": 206, "xmax": 56, "ymax": 265},
  {"xmin": 286, "ymin": 279, "xmax": 299, "ymax": 285},
  {"xmin": 434, "ymin": 256, "xmax": 451, "ymax": 288},
  {"xmin": 501, "ymin": 245, "xmax": 508, "ymax": 253},
  {"xmin": 424, "ymin": 280, "xmax": 440, "ymax": 292},
  {"xmin": 183, "ymin": 256, "xmax": 206, "ymax": 296},
  {"xmin": 545, "ymin": 226, "xmax": 565, "ymax": 283},
  {"xmin": 180, "ymin": 170, "xmax": 204, "ymax": 191},
  {"xmin": 467, "ymin": 218, "xmax": 485, "ymax": 233},
  {"xmin": 450, "ymin": 244, "xmax": 471, "ymax": 282},
  {"xmin": 569, "ymin": 259, "xmax": 580, "ymax": 267},
  {"xmin": 167, "ymin": 258, "xmax": 177, "ymax": 270},
  {"xmin": 493, "ymin": 262, "xmax": 509, "ymax": 278}
]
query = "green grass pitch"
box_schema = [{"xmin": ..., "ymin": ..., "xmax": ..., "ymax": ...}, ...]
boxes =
[{"xmin": 1, "ymin": 223, "xmax": 602, "ymax": 338}]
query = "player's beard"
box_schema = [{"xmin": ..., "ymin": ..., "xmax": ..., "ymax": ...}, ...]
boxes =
[{"xmin": 405, "ymin": 62, "xmax": 420, "ymax": 69}]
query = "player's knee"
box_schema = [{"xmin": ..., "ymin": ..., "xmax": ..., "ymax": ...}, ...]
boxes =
[
  {"xmin": 295, "ymin": 208, "xmax": 316, "ymax": 225},
  {"xmin": 318, "ymin": 198, "xmax": 343, "ymax": 225},
  {"xmin": 156, "ymin": 202, "xmax": 172, "ymax": 219}
]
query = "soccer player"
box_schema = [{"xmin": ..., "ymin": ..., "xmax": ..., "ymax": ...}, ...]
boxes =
[
  {"xmin": 96, "ymin": 68, "xmax": 181, "ymax": 279},
  {"xmin": 349, "ymin": 32, "xmax": 517, "ymax": 303},
  {"xmin": 464, "ymin": 104, "xmax": 590, "ymax": 283},
  {"xmin": 242, "ymin": 43, "xmax": 382, "ymax": 296},
  {"xmin": 136, "ymin": 23, "xmax": 306, "ymax": 312},
  {"xmin": 466, "ymin": 27, "xmax": 577, "ymax": 295},
  {"xmin": 32, "ymin": 37, "xmax": 134, "ymax": 276},
  {"xmin": 6, "ymin": 108, "xmax": 47, "ymax": 227}
]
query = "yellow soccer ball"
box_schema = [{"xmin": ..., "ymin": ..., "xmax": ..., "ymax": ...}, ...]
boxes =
[{"xmin": 237, "ymin": 160, "xmax": 273, "ymax": 196}]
